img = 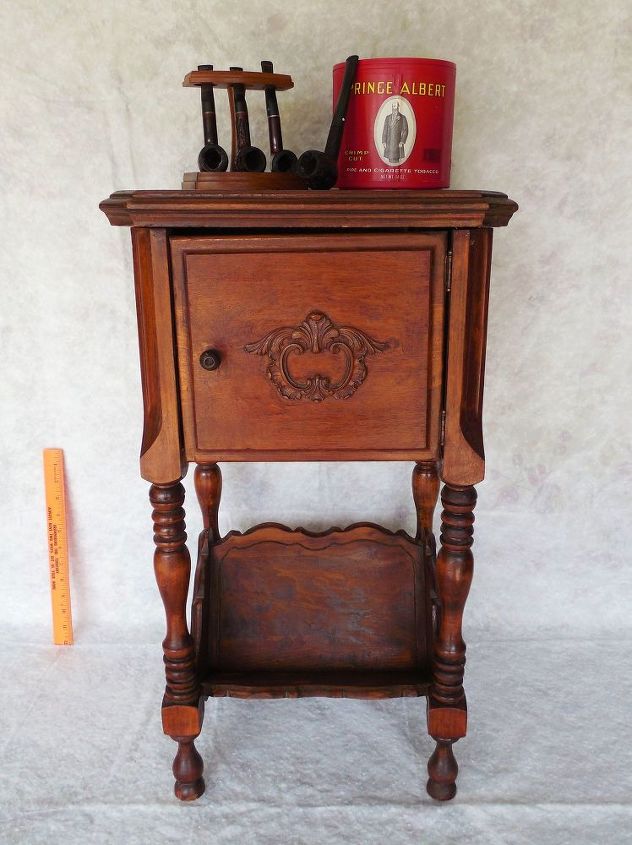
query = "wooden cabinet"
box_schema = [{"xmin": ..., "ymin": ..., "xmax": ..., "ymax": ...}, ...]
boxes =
[{"xmin": 101, "ymin": 188, "xmax": 517, "ymax": 802}]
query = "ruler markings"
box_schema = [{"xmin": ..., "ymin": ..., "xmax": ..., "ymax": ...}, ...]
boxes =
[{"xmin": 43, "ymin": 448, "xmax": 74, "ymax": 645}]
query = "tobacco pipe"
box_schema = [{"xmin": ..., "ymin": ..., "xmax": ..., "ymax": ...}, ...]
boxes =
[
  {"xmin": 229, "ymin": 66, "xmax": 267, "ymax": 172},
  {"xmin": 197, "ymin": 65, "xmax": 229, "ymax": 172},
  {"xmin": 261, "ymin": 60, "xmax": 297, "ymax": 173},
  {"xmin": 295, "ymin": 55, "xmax": 359, "ymax": 190}
]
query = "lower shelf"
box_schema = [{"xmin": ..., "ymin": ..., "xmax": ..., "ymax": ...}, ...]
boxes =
[
  {"xmin": 192, "ymin": 522, "xmax": 434, "ymax": 679},
  {"xmin": 201, "ymin": 669, "xmax": 431, "ymax": 699}
]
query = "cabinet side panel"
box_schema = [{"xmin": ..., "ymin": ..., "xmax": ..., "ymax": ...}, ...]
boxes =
[
  {"xmin": 131, "ymin": 227, "xmax": 185, "ymax": 483},
  {"xmin": 441, "ymin": 228, "xmax": 493, "ymax": 485},
  {"xmin": 460, "ymin": 228, "xmax": 493, "ymax": 461}
]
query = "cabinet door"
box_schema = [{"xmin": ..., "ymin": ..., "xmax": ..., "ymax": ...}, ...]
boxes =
[{"xmin": 170, "ymin": 232, "xmax": 446, "ymax": 461}]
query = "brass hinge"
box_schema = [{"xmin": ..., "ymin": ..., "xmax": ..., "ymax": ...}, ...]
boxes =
[
  {"xmin": 445, "ymin": 249, "xmax": 453, "ymax": 293},
  {"xmin": 440, "ymin": 409, "xmax": 446, "ymax": 446}
]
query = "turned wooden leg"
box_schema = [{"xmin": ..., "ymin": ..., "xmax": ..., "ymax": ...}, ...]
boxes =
[
  {"xmin": 412, "ymin": 460, "xmax": 440, "ymax": 558},
  {"xmin": 191, "ymin": 463, "xmax": 222, "ymax": 665},
  {"xmin": 412, "ymin": 461, "xmax": 440, "ymax": 541},
  {"xmin": 426, "ymin": 483, "xmax": 476, "ymax": 801},
  {"xmin": 413, "ymin": 460, "xmax": 441, "ymax": 638},
  {"xmin": 195, "ymin": 463, "xmax": 222, "ymax": 542},
  {"xmin": 151, "ymin": 481, "xmax": 205, "ymax": 801},
  {"xmin": 172, "ymin": 735, "xmax": 205, "ymax": 801},
  {"xmin": 427, "ymin": 739, "xmax": 458, "ymax": 801}
]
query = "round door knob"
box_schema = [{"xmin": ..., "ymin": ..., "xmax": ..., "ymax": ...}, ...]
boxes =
[{"xmin": 200, "ymin": 348, "xmax": 222, "ymax": 371}]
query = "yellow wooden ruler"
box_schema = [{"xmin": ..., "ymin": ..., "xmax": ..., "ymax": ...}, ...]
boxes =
[{"xmin": 43, "ymin": 448, "xmax": 74, "ymax": 645}]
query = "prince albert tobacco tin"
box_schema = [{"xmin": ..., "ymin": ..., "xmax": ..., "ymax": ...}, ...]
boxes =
[{"xmin": 333, "ymin": 57, "xmax": 456, "ymax": 189}]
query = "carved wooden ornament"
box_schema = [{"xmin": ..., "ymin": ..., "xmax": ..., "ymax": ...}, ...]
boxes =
[{"xmin": 244, "ymin": 310, "xmax": 393, "ymax": 401}]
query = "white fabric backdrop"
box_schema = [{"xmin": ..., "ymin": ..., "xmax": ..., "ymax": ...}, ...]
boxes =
[
  {"xmin": 2, "ymin": 0, "xmax": 630, "ymax": 643},
  {"xmin": 1, "ymin": 1, "xmax": 631, "ymax": 841}
]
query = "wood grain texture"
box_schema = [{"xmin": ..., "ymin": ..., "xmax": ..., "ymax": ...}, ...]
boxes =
[
  {"xmin": 191, "ymin": 464, "xmax": 222, "ymax": 665},
  {"xmin": 413, "ymin": 461, "xmax": 441, "ymax": 651},
  {"xmin": 131, "ymin": 228, "xmax": 185, "ymax": 483},
  {"xmin": 425, "ymin": 483, "xmax": 475, "ymax": 801},
  {"xmin": 243, "ymin": 309, "xmax": 394, "ymax": 402},
  {"xmin": 181, "ymin": 171, "xmax": 306, "ymax": 191},
  {"xmin": 150, "ymin": 482, "xmax": 200, "ymax": 709},
  {"xmin": 194, "ymin": 463, "xmax": 222, "ymax": 537},
  {"xmin": 412, "ymin": 460, "xmax": 440, "ymax": 541},
  {"xmin": 171, "ymin": 736, "xmax": 205, "ymax": 801},
  {"xmin": 198, "ymin": 522, "xmax": 432, "ymax": 675},
  {"xmin": 170, "ymin": 232, "xmax": 445, "ymax": 461},
  {"xmin": 100, "ymin": 189, "xmax": 518, "ymax": 229},
  {"xmin": 427, "ymin": 739, "xmax": 458, "ymax": 801},
  {"xmin": 161, "ymin": 702, "xmax": 204, "ymax": 737},
  {"xmin": 428, "ymin": 484, "xmax": 476, "ymax": 738},
  {"xmin": 202, "ymin": 670, "xmax": 430, "ymax": 699},
  {"xmin": 101, "ymin": 188, "xmax": 518, "ymax": 802},
  {"xmin": 441, "ymin": 228, "xmax": 493, "ymax": 485},
  {"xmin": 183, "ymin": 68, "xmax": 294, "ymax": 91}
]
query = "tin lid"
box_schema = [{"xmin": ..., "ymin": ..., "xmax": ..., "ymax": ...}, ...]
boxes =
[{"xmin": 333, "ymin": 57, "xmax": 456, "ymax": 71}]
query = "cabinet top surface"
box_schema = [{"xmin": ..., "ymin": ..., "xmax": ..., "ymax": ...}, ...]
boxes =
[{"xmin": 100, "ymin": 189, "xmax": 518, "ymax": 229}]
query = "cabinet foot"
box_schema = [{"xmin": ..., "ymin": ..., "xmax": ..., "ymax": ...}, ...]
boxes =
[
  {"xmin": 172, "ymin": 736, "xmax": 205, "ymax": 801},
  {"xmin": 426, "ymin": 738, "xmax": 458, "ymax": 801}
]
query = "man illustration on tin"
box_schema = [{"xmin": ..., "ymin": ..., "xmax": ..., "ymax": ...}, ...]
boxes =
[{"xmin": 382, "ymin": 99, "xmax": 409, "ymax": 164}]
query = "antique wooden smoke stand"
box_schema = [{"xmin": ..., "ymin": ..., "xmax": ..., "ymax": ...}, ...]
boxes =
[{"xmin": 100, "ymin": 188, "xmax": 517, "ymax": 801}]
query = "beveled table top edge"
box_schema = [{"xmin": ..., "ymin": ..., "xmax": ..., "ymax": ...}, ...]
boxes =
[{"xmin": 99, "ymin": 188, "xmax": 518, "ymax": 228}]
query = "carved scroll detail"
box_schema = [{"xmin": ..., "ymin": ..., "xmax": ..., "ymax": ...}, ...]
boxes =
[{"xmin": 244, "ymin": 310, "xmax": 393, "ymax": 401}]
